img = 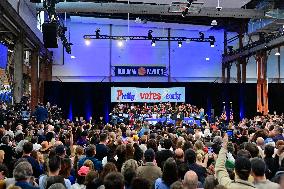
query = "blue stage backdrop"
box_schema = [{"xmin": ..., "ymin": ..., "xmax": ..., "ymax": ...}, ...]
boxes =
[{"xmin": 43, "ymin": 82, "xmax": 282, "ymax": 122}]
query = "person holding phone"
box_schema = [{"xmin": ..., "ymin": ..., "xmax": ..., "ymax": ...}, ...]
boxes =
[{"xmin": 215, "ymin": 134, "xmax": 255, "ymax": 189}]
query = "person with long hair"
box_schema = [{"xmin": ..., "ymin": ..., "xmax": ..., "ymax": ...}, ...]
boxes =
[{"xmin": 154, "ymin": 158, "xmax": 178, "ymax": 189}]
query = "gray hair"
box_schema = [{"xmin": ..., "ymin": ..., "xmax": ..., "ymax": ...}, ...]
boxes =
[
  {"xmin": 121, "ymin": 159, "xmax": 138, "ymax": 175},
  {"xmin": 48, "ymin": 183, "xmax": 66, "ymax": 189},
  {"xmin": 13, "ymin": 161, "xmax": 33, "ymax": 181}
]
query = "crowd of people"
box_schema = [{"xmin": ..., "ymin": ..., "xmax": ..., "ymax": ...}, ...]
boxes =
[
  {"xmin": 110, "ymin": 102, "xmax": 205, "ymax": 125},
  {"xmin": 0, "ymin": 99, "xmax": 283, "ymax": 189}
]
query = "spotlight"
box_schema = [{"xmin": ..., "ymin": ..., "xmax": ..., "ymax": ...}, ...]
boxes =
[
  {"xmin": 71, "ymin": 55, "xmax": 76, "ymax": 59},
  {"xmin": 275, "ymin": 51, "xmax": 280, "ymax": 56},
  {"xmin": 85, "ymin": 38, "xmax": 91, "ymax": 46},
  {"xmin": 178, "ymin": 41, "xmax": 182, "ymax": 48},
  {"xmin": 199, "ymin": 32, "xmax": 205, "ymax": 39},
  {"xmin": 117, "ymin": 40, "xmax": 124, "ymax": 47},
  {"xmin": 211, "ymin": 20, "xmax": 218, "ymax": 26},
  {"xmin": 95, "ymin": 29, "xmax": 100, "ymax": 39},
  {"xmin": 148, "ymin": 30, "xmax": 153, "ymax": 39},
  {"xmin": 210, "ymin": 41, "xmax": 215, "ymax": 47},
  {"xmin": 151, "ymin": 40, "xmax": 156, "ymax": 47},
  {"xmin": 182, "ymin": 7, "xmax": 189, "ymax": 18},
  {"xmin": 206, "ymin": 57, "xmax": 210, "ymax": 61}
]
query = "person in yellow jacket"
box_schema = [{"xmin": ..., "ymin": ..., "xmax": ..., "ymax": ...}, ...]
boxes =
[{"xmin": 215, "ymin": 134, "xmax": 256, "ymax": 189}]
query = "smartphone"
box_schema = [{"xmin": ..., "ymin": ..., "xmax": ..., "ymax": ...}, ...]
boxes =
[
  {"xmin": 208, "ymin": 147, "xmax": 213, "ymax": 155},
  {"xmin": 226, "ymin": 130, "xmax": 233, "ymax": 138}
]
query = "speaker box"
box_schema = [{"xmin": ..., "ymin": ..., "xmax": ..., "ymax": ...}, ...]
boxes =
[
  {"xmin": 42, "ymin": 23, "xmax": 58, "ymax": 48},
  {"xmin": 30, "ymin": 0, "xmax": 41, "ymax": 3}
]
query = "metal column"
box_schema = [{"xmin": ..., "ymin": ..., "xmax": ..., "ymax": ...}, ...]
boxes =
[
  {"xmin": 13, "ymin": 32, "xmax": 24, "ymax": 103},
  {"xmin": 31, "ymin": 49, "xmax": 39, "ymax": 110},
  {"xmin": 222, "ymin": 30, "xmax": 228, "ymax": 83},
  {"xmin": 256, "ymin": 51, "xmax": 268, "ymax": 115}
]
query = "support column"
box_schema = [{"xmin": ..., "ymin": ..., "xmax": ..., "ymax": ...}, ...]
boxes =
[
  {"xmin": 31, "ymin": 49, "xmax": 39, "ymax": 111},
  {"xmin": 237, "ymin": 26, "xmax": 244, "ymax": 83},
  {"xmin": 236, "ymin": 62, "xmax": 241, "ymax": 83},
  {"xmin": 277, "ymin": 46, "xmax": 281, "ymax": 83},
  {"xmin": 256, "ymin": 51, "xmax": 268, "ymax": 115},
  {"xmin": 222, "ymin": 30, "xmax": 228, "ymax": 83},
  {"xmin": 241, "ymin": 60, "xmax": 247, "ymax": 83},
  {"xmin": 226, "ymin": 64, "xmax": 231, "ymax": 83},
  {"xmin": 13, "ymin": 32, "xmax": 24, "ymax": 103}
]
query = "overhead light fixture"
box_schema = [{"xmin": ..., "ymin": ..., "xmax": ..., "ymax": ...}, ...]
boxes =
[
  {"xmin": 148, "ymin": 30, "xmax": 153, "ymax": 39},
  {"xmin": 210, "ymin": 41, "xmax": 215, "ymax": 47},
  {"xmin": 275, "ymin": 51, "xmax": 280, "ymax": 56},
  {"xmin": 211, "ymin": 20, "xmax": 218, "ymax": 26},
  {"xmin": 95, "ymin": 29, "xmax": 100, "ymax": 39},
  {"xmin": 206, "ymin": 57, "xmax": 210, "ymax": 61},
  {"xmin": 151, "ymin": 40, "xmax": 156, "ymax": 47},
  {"xmin": 178, "ymin": 41, "xmax": 182, "ymax": 48},
  {"xmin": 85, "ymin": 38, "xmax": 91, "ymax": 46},
  {"xmin": 117, "ymin": 40, "xmax": 124, "ymax": 47},
  {"xmin": 199, "ymin": 32, "xmax": 205, "ymax": 39},
  {"xmin": 182, "ymin": 7, "xmax": 189, "ymax": 18},
  {"xmin": 71, "ymin": 55, "xmax": 76, "ymax": 59}
]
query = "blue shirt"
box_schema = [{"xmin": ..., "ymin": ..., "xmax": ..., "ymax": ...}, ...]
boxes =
[
  {"xmin": 154, "ymin": 178, "xmax": 170, "ymax": 189},
  {"xmin": 78, "ymin": 156, "xmax": 103, "ymax": 172}
]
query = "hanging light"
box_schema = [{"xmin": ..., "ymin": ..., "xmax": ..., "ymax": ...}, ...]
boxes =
[
  {"xmin": 178, "ymin": 41, "xmax": 182, "ymax": 48},
  {"xmin": 84, "ymin": 38, "xmax": 91, "ymax": 46},
  {"xmin": 151, "ymin": 40, "xmax": 156, "ymax": 47},
  {"xmin": 117, "ymin": 40, "xmax": 124, "ymax": 47},
  {"xmin": 275, "ymin": 48, "xmax": 280, "ymax": 56}
]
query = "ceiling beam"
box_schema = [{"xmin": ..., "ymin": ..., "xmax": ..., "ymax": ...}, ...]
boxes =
[
  {"xmin": 222, "ymin": 33, "xmax": 284, "ymax": 63},
  {"xmin": 36, "ymin": 2, "xmax": 266, "ymax": 19}
]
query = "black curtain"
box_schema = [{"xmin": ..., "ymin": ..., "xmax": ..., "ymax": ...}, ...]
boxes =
[{"xmin": 44, "ymin": 82, "xmax": 279, "ymax": 121}]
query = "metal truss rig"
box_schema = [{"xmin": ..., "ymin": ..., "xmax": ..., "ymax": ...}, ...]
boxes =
[{"xmin": 84, "ymin": 33, "xmax": 215, "ymax": 44}]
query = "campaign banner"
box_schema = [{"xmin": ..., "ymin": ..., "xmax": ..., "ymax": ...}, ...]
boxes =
[
  {"xmin": 114, "ymin": 65, "xmax": 167, "ymax": 76},
  {"xmin": 111, "ymin": 87, "xmax": 185, "ymax": 102}
]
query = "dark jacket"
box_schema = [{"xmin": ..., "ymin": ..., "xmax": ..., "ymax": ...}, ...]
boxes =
[
  {"xmin": 22, "ymin": 155, "xmax": 43, "ymax": 178},
  {"xmin": 78, "ymin": 156, "xmax": 103, "ymax": 171},
  {"xmin": 15, "ymin": 181, "xmax": 39, "ymax": 189},
  {"xmin": 95, "ymin": 144, "xmax": 110, "ymax": 161},
  {"xmin": 155, "ymin": 150, "xmax": 174, "ymax": 168}
]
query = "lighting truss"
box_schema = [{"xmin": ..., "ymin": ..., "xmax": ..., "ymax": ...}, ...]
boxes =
[{"xmin": 83, "ymin": 33, "xmax": 215, "ymax": 44}]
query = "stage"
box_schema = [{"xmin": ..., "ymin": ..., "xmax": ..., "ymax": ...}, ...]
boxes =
[{"xmin": 44, "ymin": 82, "xmax": 284, "ymax": 122}]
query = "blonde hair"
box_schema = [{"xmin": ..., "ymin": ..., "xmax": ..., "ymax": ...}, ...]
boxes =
[
  {"xmin": 196, "ymin": 153, "xmax": 203, "ymax": 162},
  {"xmin": 194, "ymin": 140, "xmax": 204, "ymax": 151},
  {"xmin": 84, "ymin": 160, "xmax": 95, "ymax": 170}
]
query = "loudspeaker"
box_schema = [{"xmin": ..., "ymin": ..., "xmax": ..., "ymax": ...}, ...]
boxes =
[
  {"xmin": 30, "ymin": 0, "xmax": 41, "ymax": 3},
  {"xmin": 42, "ymin": 23, "xmax": 58, "ymax": 48}
]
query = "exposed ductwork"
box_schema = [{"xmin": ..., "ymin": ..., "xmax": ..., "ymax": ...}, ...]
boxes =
[{"xmin": 36, "ymin": 2, "xmax": 266, "ymax": 19}]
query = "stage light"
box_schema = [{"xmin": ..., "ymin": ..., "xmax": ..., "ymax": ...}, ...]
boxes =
[
  {"xmin": 275, "ymin": 51, "xmax": 280, "ymax": 56},
  {"xmin": 71, "ymin": 55, "xmax": 76, "ymax": 59},
  {"xmin": 85, "ymin": 38, "xmax": 91, "ymax": 46},
  {"xmin": 178, "ymin": 41, "xmax": 182, "ymax": 48},
  {"xmin": 148, "ymin": 30, "xmax": 153, "ymax": 39},
  {"xmin": 117, "ymin": 40, "xmax": 124, "ymax": 47},
  {"xmin": 95, "ymin": 29, "xmax": 100, "ymax": 39},
  {"xmin": 206, "ymin": 57, "xmax": 210, "ymax": 61},
  {"xmin": 151, "ymin": 40, "xmax": 156, "ymax": 47},
  {"xmin": 199, "ymin": 32, "xmax": 205, "ymax": 39},
  {"xmin": 211, "ymin": 20, "xmax": 218, "ymax": 26},
  {"xmin": 182, "ymin": 7, "xmax": 189, "ymax": 18},
  {"xmin": 210, "ymin": 42, "xmax": 215, "ymax": 47}
]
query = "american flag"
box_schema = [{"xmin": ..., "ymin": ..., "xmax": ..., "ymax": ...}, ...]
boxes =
[{"xmin": 230, "ymin": 109, "xmax": 234, "ymax": 120}]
